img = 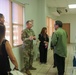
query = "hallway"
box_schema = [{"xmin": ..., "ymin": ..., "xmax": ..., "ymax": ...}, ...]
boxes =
[{"xmin": 23, "ymin": 44, "xmax": 76, "ymax": 75}]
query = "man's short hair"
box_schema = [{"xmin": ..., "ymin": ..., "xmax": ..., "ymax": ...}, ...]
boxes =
[
  {"xmin": 55, "ymin": 20, "xmax": 63, "ymax": 27},
  {"xmin": 26, "ymin": 20, "xmax": 31, "ymax": 24}
]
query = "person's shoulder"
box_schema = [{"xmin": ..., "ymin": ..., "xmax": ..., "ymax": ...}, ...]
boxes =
[
  {"xmin": 22, "ymin": 28, "xmax": 27, "ymax": 32},
  {"xmin": 2, "ymin": 39, "xmax": 8, "ymax": 43},
  {"xmin": 53, "ymin": 31, "xmax": 58, "ymax": 37},
  {"xmin": 61, "ymin": 28, "xmax": 66, "ymax": 33},
  {"xmin": 56, "ymin": 28, "xmax": 63, "ymax": 33},
  {"xmin": 24, "ymin": 28, "xmax": 27, "ymax": 31},
  {"xmin": 30, "ymin": 29, "xmax": 34, "ymax": 32}
]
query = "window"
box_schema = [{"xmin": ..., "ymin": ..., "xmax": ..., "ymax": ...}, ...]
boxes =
[
  {"xmin": 0, "ymin": 0, "xmax": 12, "ymax": 45},
  {"xmin": 0, "ymin": 0, "xmax": 24, "ymax": 46},
  {"xmin": 12, "ymin": 3, "xmax": 23, "ymax": 46},
  {"xmin": 46, "ymin": 17, "xmax": 55, "ymax": 36},
  {"xmin": 13, "ymin": 25, "xmax": 23, "ymax": 46}
]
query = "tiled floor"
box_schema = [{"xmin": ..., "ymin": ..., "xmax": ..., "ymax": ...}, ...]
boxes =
[{"xmin": 24, "ymin": 44, "xmax": 76, "ymax": 75}]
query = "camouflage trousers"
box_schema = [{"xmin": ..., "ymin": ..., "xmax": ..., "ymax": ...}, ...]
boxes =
[{"xmin": 23, "ymin": 47, "xmax": 34, "ymax": 69}]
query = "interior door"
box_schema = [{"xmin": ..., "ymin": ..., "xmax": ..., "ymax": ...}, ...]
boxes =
[{"xmin": 62, "ymin": 23, "xmax": 70, "ymax": 43}]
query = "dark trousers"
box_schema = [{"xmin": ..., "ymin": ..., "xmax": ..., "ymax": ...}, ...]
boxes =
[
  {"xmin": 39, "ymin": 48, "xmax": 47, "ymax": 63},
  {"xmin": 53, "ymin": 53, "xmax": 56, "ymax": 66},
  {"xmin": 54, "ymin": 54, "xmax": 65, "ymax": 75}
]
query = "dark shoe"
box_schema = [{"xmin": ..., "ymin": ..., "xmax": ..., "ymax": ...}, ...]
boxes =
[
  {"xmin": 25, "ymin": 70, "xmax": 32, "ymax": 75},
  {"xmin": 43, "ymin": 62, "xmax": 47, "ymax": 64},
  {"xmin": 29, "ymin": 66, "xmax": 36, "ymax": 70}
]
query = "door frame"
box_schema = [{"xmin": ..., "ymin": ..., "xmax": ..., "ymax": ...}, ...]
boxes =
[{"xmin": 63, "ymin": 23, "xmax": 70, "ymax": 43}]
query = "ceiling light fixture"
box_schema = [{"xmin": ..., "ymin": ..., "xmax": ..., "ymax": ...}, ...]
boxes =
[{"xmin": 68, "ymin": 4, "xmax": 76, "ymax": 9}]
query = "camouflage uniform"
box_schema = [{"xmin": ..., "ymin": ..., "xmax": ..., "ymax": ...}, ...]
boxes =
[{"xmin": 21, "ymin": 28, "xmax": 35, "ymax": 70}]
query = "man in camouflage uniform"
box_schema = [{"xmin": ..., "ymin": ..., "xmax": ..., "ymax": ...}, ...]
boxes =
[{"xmin": 21, "ymin": 20, "xmax": 36, "ymax": 75}]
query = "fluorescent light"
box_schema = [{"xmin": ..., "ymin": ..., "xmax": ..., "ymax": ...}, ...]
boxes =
[{"xmin": 68, "ymin": 4, "xmax": 76, "ymax": 9}]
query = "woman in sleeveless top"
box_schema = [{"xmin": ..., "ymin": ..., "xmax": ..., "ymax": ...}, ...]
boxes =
[{"xmin": 0, "ymin": 15, "xmax": 18, "ymax": 75}]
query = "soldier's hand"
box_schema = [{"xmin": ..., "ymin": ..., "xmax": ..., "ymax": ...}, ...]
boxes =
[
  {"xmin": 33, "ymin": 36, "xmax": 36, "ymax": 40},
  {"xmin": 29, "ymin": 36, "xmax": 33, "ymax": 40}
]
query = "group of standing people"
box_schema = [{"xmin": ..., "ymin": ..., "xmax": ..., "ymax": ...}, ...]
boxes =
[
  {"xmin": 0, "ymin": 13, "xmax": 67, "ymax": 75},
  {"xmin": 21, "ymin": 20, "xmax": 67, "ymax": 75}
]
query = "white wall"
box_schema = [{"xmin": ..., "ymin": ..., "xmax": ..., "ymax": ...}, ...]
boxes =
[
  {"xmin": 37, "ymin": 0, "xmax": 46, "ymax": 34},
  {"xmin": 57, "ymin": 14, "xmax": 76, "ymax": 43},
  {"xmin": 45, "ymin": 7, "xmax": 57, "ymax": 20},
  {"xmin": 10, "ymin": 46, "xmax": 24, "ymax": 70}
]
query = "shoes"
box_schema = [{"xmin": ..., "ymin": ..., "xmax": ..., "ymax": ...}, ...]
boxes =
[
  {"xmin": 43, "ymin": 62, "xmax": 47, "ymax": 64},
  {"xmin": 25, "ymin": 70, "xmax": 32, "ymax": 75},
  {"xmin": 29, "ymin": 66, "xmax": 36, "ymax": 70},
  {"xmin": 40, "ymin": 62, "xmax": 47, "ymax": 64},
  {"xmin": 44, "ymin": 63, "xmax": 47, "ymax": 65}
]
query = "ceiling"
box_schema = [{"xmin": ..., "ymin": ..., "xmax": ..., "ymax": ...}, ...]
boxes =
[{"xmin": 46, "ymin": 0, "xmax": 76, "ymax": 15}]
